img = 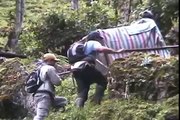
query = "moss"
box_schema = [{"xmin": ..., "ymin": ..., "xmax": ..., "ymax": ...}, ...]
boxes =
[
  {"xmin": 0, "ymin": 58, "xmax": 25, "ymax": 100},
  {"xmin": 109, "ymin": 52, "xmax": 179, "ymax": 100}
]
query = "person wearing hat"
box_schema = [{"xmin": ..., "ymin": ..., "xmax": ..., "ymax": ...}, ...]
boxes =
[
  {"xmin": 141, "ymin": 10, "xmax": 154, "ymax": 19},
  {"xmin": 130, "ymin": 9, "xmax": 156, "ymax": 27},
  {"xmin": 33, "ymin": 53, "xmax": 67, "ymax": 120}
]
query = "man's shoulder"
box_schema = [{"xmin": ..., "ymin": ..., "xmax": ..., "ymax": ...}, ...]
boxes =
[
  {"xmin": 41, "ymin": 64, "xmax": 55, "ymax": 71},
  {"xmin": 87, "ymin": 40, "xmax": 101, "ymax": 44},
  {"xmin": 86, "ymin": 40, "xmax": 102, "ymax": 47}
]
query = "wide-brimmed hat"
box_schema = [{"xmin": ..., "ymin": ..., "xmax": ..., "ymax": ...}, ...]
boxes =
[{"xmin": 43, "ymin": 53, "xmax": 60, "ymax": 62}]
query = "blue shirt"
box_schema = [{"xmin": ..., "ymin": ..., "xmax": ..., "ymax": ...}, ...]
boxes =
[{"xmin": 84, "ymin": 41, "xmax": 102, "ymax": 55}]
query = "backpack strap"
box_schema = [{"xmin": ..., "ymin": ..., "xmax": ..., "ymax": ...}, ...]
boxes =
[
  {"xmin": 36, "ymin": 68, "xmax": 42, "ymax": 84},
  {"xmin": 36, "ymin": 63, "xmax": 45, "ymax": 79},
  {"xmin": 83, "ymin": 42, "xmax": 87, "ymax": 51}
]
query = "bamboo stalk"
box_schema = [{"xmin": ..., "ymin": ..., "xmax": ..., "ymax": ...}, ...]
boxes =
[
  {"xmin": 122, "ymin": 45, "xmax": 179, "ymax": 52},
  {"xmin": 58, "ymin": 71, "xmax": 71, "ymax": 76}
]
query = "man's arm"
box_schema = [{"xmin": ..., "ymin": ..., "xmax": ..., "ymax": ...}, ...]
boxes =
[
  {"xmin": 96, "ymin": 46, "xmax": 124, "ymax": 54},
  {"xmin": 47, "ymin": 66, "xmax": 62, "ymax": 86}
]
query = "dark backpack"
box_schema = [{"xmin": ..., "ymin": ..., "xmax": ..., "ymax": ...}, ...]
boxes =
[
  {"xmin": 25, "ymin": 68, "xmax": 43, "ymax": 93},
  {"xmin": 67, "ymin": 43, "xmax": 87, "ymax": 64}
]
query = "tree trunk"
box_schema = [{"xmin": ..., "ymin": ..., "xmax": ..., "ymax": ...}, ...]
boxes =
[
  {"xmin": 126, "ymin": 0, "xmax": 132, "ymax": 22},
  {"xmin": 4, "ymin": 0, "xmax": 25, "ymax": 53}
]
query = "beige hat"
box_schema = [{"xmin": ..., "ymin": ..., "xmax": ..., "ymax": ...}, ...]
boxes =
[{"xmin": 43, "ymin": 53, "xmax": 60, "ymax": 61}]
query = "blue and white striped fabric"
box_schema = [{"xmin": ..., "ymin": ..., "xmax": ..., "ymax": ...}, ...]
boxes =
[{"xmin": 95, "ymin": 19, "xmax": 170, "ymax": 60}]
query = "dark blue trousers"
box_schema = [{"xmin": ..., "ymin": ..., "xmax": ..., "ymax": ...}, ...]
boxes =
[{"xmin": 73, "ymin": 65, "xmax": 108, "ymax": 107}]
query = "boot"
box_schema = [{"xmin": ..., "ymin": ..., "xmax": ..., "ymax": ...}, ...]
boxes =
[
  {"xmin": 91, "ymin": 85, "xmax": 105, "ymax": 105},
  {"xmin": 75, "ymin": 98, "xmax": 85, "ymax": 108},
  {"xmin": 53, "ymin": 96, "xmax": 68, "ymax": 112}
]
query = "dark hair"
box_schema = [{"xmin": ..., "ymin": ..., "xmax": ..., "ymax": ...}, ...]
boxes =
[
  {"xmin": 87, "ymin": 31, "xmax": 103, "ymax": 41},
  {"xmin": 142, "ymin": 10, "xmax": 154, "ymax": 19}
]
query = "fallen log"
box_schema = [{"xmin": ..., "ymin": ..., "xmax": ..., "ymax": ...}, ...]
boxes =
[{"xmin": 0, "ymin": 52, "xmax": 27, "ymax": 58}]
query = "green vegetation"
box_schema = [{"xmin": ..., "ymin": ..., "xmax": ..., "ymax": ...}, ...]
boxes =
[
  {"xmin": 47, "ymin": 79, "xmax": 179, "ymax": 120},
  {"xmin": 0, "ymin": 0, "xmax": 179, "ymax": 120},
  {"xmin": 0, "ymin": 57, "xmax": 178, "ymax": 120},
  {"xmin": 109, "ymin": 52, "xmax": 179, "ymax": 100}
]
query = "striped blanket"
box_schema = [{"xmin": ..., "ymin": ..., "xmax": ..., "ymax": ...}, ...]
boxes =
[{"xmin": 93, "ymin": 19, "xmax": 170, "ymax": 60}]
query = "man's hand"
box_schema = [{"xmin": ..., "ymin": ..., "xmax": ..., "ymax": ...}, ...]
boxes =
[{"xmin": 116, "ymin": 48, "xmax": 125, "ymax": 53}]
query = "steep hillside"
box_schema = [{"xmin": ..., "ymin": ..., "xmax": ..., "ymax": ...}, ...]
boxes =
[
  {"xmin": 0, "ymin": 0, "xmax": 70, "ymax": 46},
  {"xmin": 0, "ymin": 0, "xmax": 179, "ymax": 120},
  {"xmin": 0, "ymin": 55, "xmax": 178, "ymax": 120}
]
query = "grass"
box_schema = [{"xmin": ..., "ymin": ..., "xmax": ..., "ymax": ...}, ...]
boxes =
[
  {"xmin": 0, "ymin": 0, "xmax": 70, "ymax": 27},
  {"xmin": 43, "ymin": 77, "xmax": 179, "ymax": 120},
  {"xmin": 0, "ymin": 1, "xmax": 179, "ymax": 120}
]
